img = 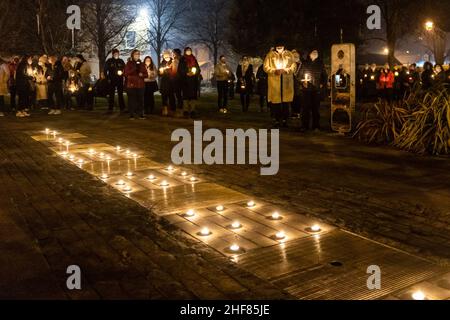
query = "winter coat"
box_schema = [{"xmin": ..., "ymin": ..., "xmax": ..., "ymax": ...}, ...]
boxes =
[
  {"xmin": 8, "ymin": 62, "xmax": 17, "ymax": 88},
  {"xmin": 104, "ymin": 57, "xmax": 126, "ymax": 82},
  {"xmin": 263, "ymin": 49, "xmax": 296, "ymax": 104},
  {"xmin": 256, "ymin": 65, "xmax": 268, "ymax": 96},
  {"xmin": 236, "ymin": 64, "xmax": 254, "ymax": 94},
  {"xmin": 292, "ymin": 62, "xmax": 303, "ymax": 96},
  {"xmin": 15, "ymin": 61, "xmax": 34, "ymax": 93},
  {"xmin": 159, "ymin": 59, "xmax": 175, "ymax": 95},
  {"xmin": 77, "ymin": 61, "xmax": 92, "ymax": 85},
  {"xmin": 178, "ymin": 55, "xmax": 201, "ymax": 100},
  {"xmin": 298, "ymin": 58, "xmax": 328, "ymax": 93},
  {"xmin": 35, "ymin": 69, "xmax": 48, "ymax": 100},
  {"xmin": 124, "ymin": 60, "xmax": 148, "ymax": 90},
  {"xmin": 214, "ymin": 62, "xmax": 232, "ymax": 82},
  {"xmin": 378, "ymin": 71, "xmax": 395, "ymax": 89},
  {"xmin": 0, "ymin": 63, "xmax": 10, "ymax": 96},
  {"xmin": 46, "ymin": 61, "xmax": 65, "ymax": 85}
]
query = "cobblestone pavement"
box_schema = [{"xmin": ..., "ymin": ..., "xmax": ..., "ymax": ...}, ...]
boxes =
[{"xmin": 1, "ymin": 103, "xmax": 450, "ymax": 299}]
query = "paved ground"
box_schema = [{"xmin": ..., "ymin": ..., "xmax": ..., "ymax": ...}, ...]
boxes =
[{"xmin": 1, "ymin": 94, "xmax": 450, "ymax": 299}]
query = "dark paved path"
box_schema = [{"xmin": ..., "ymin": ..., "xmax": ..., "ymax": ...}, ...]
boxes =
[{"xmin": 1, "ymin": 98, "xmax": 450, "ymax": 299}]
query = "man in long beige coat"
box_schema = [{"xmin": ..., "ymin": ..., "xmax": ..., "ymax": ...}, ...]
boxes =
[{"xmin": 264, "ymin": 43, "xmax": 296, "ymax": 127}]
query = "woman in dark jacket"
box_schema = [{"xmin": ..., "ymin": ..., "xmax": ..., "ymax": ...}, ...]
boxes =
[
  {"xmin": 178, "ymin": 47, "xmax": 201, "ymax": 118},
  {"xmin": 236, "ymin": 56, "xmax": 254, "ymax": 112},
  {"xmin": 124, "ymin": 49, "xmax": 148, "ymax": 120},
  {"xmin": 159, "ymin": 51, "xmax": 176, "ymax": 116},
  {"xmin": 15, "ymin": 55, "xmax": 34, "ymax": 117},
  {"xmin": 256, "ymin": 63, "xmax": 268, "ymax": 113},
  {"xmin": 421, "ymin": 62, "xmax": 434, "ymax": 90},
  {"xmin": 143, "ymin": 56, "xmax": 158, "ymax": 115}
]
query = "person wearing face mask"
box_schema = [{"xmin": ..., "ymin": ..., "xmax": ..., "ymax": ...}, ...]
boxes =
[
  {"xmin": 159, "ymin": 50, "xmax": 176, "ymax": 117},
  {"xmin": 214, "ymin": 55, "xmax": 232, "ymax": 113},
  {"xmin": 124, "ymin": 49, "xmax": 148, "ymax": 120},
  {"xmin": 179, "ymin": 47, "xmax": 201, "ymax": 118},
  {"xmin": 104, "ymin": 49, "xmax": 126, "ymax": 114},
  {"xmin": 236, "ymin": 56, "xmax": 254, "ymax": 112},
  {"xmin": 143, "ymin": 56, "xmax": 158, "ymax": 115},
  {"xmin": 377, "ymin": 63, "xmax": 395, "ymax": 103},
  {"xmin": 291, "ymin": 50, "xmax": 303, "ymax": 116},
  {"xmin": 256, "ymin": 57, "xmax": 268, "ymax": 113},
  {"xmin": 298, "ymin": 49, "xmax": 328, "ymax": 132},
  {"xmin": 264, "ymin": 41, "xmax": 296, "ymax": 128}
]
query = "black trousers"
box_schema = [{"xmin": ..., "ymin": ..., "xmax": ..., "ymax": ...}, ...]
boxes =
[
  {"xmin": 9, "ymin": 86, "xmax": 17, "ymax": 110},
  {"xmin": 292, "ymin": 95, "xmax": 301, "ymax": 114},
  {"xmin": 17, "ymin": 88, "xmax": 30, "ymax": 111},
  {"xmin": 259, "ymin": 95, "xmax": 268, "ymax": 111},
  {"xmin": 271, "ymin": 103, "xmax": 290, "ymax": 122},
  {"xmin": 162, "ymin": 92, "xmax": 176, "ymax": 112},
  {"xmin": 301, "ymin": 90, "xmax": 321, "ymax": 130},
  {"xmin": 48, "ymin": 82, "xmax": 64, "ymax": 110},
  {"xmin": 217, "ymin": 80, "xmax": 229, "ymax": 109},
  {"xmin": 144, "ymin": 83, "xmax": 155, "ymax": 115},
  {"xmin": 108, "ymin": 79, "xmax": 125, "ymax": 111},
  {"xmin": 127, "ymin": 88, "xmax": 144, "ymax": 118},
  {"xmin": 0, "ymin": 96, "xmax": 5, "ymax": 112},
  {"xmin": 240, "ymin": 93, "xmax": 251, "ymax": 112}
]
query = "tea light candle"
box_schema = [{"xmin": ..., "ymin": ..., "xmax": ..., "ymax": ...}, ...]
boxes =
[
  {"xmin": 69, "ymin": 155, "xmax": 75, "ymax": 160},
  {"xmin": 276, "ymin": 231, "xmax": 286, "ymax": 240},
  {"xmin": 189, "ymin": 177, "xmax": 198, "ymax": 182},
  {"xmin": 125, "ymin": 149, "xmax": 131, "ymax": 155},
  {"xmin": 230, "ymin": 244, "xmax": 240, "ymax": 252},
  {"xmin": 147, "ymin": 174, "xmax": 156, "ymax": 181},
  {"xmin": 271, "ymin": 212, "xmax": 282, "ymax": 220},
  {"xmin": 101, "ymin": 174, "xmax": 109, "ymax": 180},
  {"xmin": 231, "ymin": 221, "xmax": 242, "ymax": 229},
  {"xmin": 247, "ymin": 201, "xmax": 256, "ymax": 208},
  {"xmin": 126, "ymin": 171, "xmax": 134, "ymax": 177},
  {"xmin": 132, "ymin": 153, "xmax": 138, "ymax": 158},
  {"xmin": 99, "ymin": 153, "xmax": 105, "ymax": 158},
  {"xmin": 77, "ymin": 159, "xmax": 84, "ymax": 165},
  {"xmin": 216, "ymin": 205, "xmax": 224, "ymax": 212},
  {"xmin": 200, "ymin": 228, "xmax": 211, "ymax": 236},
  {"xmin": 311, "ymin": 225, "xmax": 322, "ymax": 232},
  {"xmin": 160, "ymin": 180, "xmax": 169, "ymax": 187},
  {"xmin": 167, "ymin": 165, "xmax": 174, "ymax": 172},
  {"xmin": 58, "ymin": 138, "xmax": 64, "ymax": 144},
  {"xmin": 60, "ymin": 151, "xmax": 68, "ymax": 157},
  {"xmin": 122, "ymin": 185, "xmax": 132, "ymax": 192},
  {"xmin": 45, "ymin": 128, "xmax": 50, "ymax": 134},
  {"xmin": 88, "ymin": 148, "xmax": 95, "ymax": 155},
  {"xmin": 412, "ymin": 290, "xmax": 426, "ymax": 300},
  {"xmin": 106, "ymin": 155, "xmax": 112, "ymax": 161},
  {"xmin": 116, "ymin": 180, "xmax": 126, "ymax": 186},
  {"xmin": 185, "ymin": 209, "xmax": 195, "ymax": 217},
  {"xmin": 116, "ymin": 146, "xmax": 121, "ymax": 152},
  {"xmin": 181, "ymin": 171, "xmax": 188, "ymax": 177}
]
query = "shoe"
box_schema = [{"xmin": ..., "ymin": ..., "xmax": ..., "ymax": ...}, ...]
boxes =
[
  {"xmin": 139, "ymin": 116, "xmax": 146, "ymax": 120},
  {"xmin": 129, "ymin": 117, "xmax": 135, "ymax": 120},
  {"xmin": 219, "ymin": 108, "xmax": 224, "ymax": 113},
  {"xmin": 48, "ymin": 109, "xmax": 55, "ymax": 115},
  {"xmin": 16, "ymin": 111, "xmax": 25, "ymax": 118},
  {"xmin": 223, "ymin": 108, "xmax": 229, "ymax": 114},
  {"xmin": 54, "ymin": 110, "xmax": 62, "ymax": 115},
  {"xmin": 24, "ymin": 108, "xmax": 29, "ymax": 112},
  {"xmin": 23, "ymin": 111, "xmax": 31, "ymax": 117},
  {"xmin": 0, "ymin": 112, "xmax": 4, "ymax": 117}
]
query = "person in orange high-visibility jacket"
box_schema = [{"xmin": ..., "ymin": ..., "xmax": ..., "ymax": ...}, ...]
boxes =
[{"xmin": 378, "ymin": 63, "xmax": 395, "ymax": 104}]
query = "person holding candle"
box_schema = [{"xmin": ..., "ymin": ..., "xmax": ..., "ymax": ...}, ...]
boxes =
[
  {"xmin": 214, "ymin": 55, "xmax": 232, "ymax": 113},
  {"xmin": 264, "ymin": 40, "xmax": 296, "ymax": 128},
  {"xmin": 105, "ymin": 49, "xmax": 126, "ymax": 114},
  {"xmin": 75, "ymin": 54, "xmax": 93, "ymax": 110},
  {"xmin": 46, "ymin": 56, "xmax": 64, "ymax": 115},
  {"xmin": 236, "ymin": 56, "xmax": 254, "ymax": 113},
  {"xmin": 172, "ymin": 49, "xmax": 184, "ymax": 114},
  {"xmin": 15, "ymin": 56, "xmax": 34, "ymax": 118},
  {"xmin": 159, "ymin": 50, "xmax": 176, "ymax": 117},
  {"xmin": 179, "ymin": 47, "xmax": 201, "ymax": 118},
  {"xmin": 292, "ymin": 50, "xmax": 303, "ymax": 116},
  {"xmin": 298, "ymin": 49, "xmax": 328, "ymax": 132},
  {"xmin": 7, "ymin": 57, "xmax": 19, "ymax": 112},
  {"xmin": 256, "ymin": 61, "xmax": 268, "ymax": 113},
  {"xmin": 377, "ymin": 63, "xmax": 395, "ymax": 104},
  {"xmin": 143, "ymin": 56, "xmax": 158, "ymax": 115},
  {"xmin": 124, "ymin": 49, "xmax": 148, "ymax": 120}
]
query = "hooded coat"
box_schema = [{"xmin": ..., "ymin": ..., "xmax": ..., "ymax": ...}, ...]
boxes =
[{"xmin": 263, "ymin": 49, "xmax": 296, "ymax": 104}]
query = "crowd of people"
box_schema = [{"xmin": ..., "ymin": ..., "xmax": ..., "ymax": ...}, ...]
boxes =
[
  {"xmin": 0, "ymin": 47, "xmax": 202, "ymax": 120},
  {"xmin": 357, "ymin": 61, "xmax": 450, "ymax": 104}
]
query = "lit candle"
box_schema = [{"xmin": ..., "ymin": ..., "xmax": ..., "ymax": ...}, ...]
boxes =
[
  {"xmin": 247, "ymin": 201, "xmax": 256, "ymax": 208},
  {"xmin": 69, "ymin": 155, "xmax": 75, "ymax": 161},
  {"xmin": 160, "ymin": 180, "xmax": 169, "ymax": 187},
  {"xmin": 77, "ymin": 159, "xmax": 84, "ymax": 165},
  {"xmin": 58, "ymin": 138, "xmax": 64, "ymax": 144},
  {"xmin": 185, "ymin": 209, "xmax": 195, "ymax": 217},
  {"xmin": 60, "ymin": 151, "xmax": 68, "ymax": 157},
  {"xmin": 231, "ymin": 221, "xmax": 241, "ymax": 229},
  {"xmin": 276, "ymin": 231, "xmax": 286, "ymax": 240},
  {"xmin": 88, "ymin": 148, "xmax": 96, "ymax": 155},
  {"xmin": 99, "ymin": 153, "xmax": 105, "ymax": 159},
  {"xmin": 181, "ymin": 171, "xmax": 188, "ymax": 177},
  {"xmin": 412, "ymin": 291, "xmax": 426, "ymax": 300},
  {"xmin": 271, "ymin": 212, "xmax": 282, "ymax": 220},
  {"xmin": 125, "ymin": 149, "xmax": 131, "ymax": 155},
  {"xmin": 302, "ymin": 73, "xmax": 311, "ymax": 83},
  {"xmin": 216, "ymin": 205, "xmax": 224, "ymax": 212},
  {"xmin": 116, "ymin": 180, "xmax": 126, "ymax": 186},
  {"xmin": 167, "ymin": 165, "xmax": 174, "ymax": 172},
  {"xmin": 45, "ymin": 128, "xmax": 50, "ymax": 134},
  {"xmin": 116, "ymin": 146, "xmax": 121, "ymax": 152},
  {"xmin": 200, "ymin": 228, "xmax": 211, "ymax": 236},
  {"xmin": 132, "ymin": 153, "xmax": 138, "ymax": 158},
  {"xmin": 101, "ymin": 174, "xmax": 109, "ymax": 180},
  {"xmin": 191, "ymin": 67, "xmax": 197, "ymax": 74},
  {"xmin": 147, "ymin": 174, "xmax": 156, "ymax": 181},
  {"xmin": 230, "ymin": 244, "xmax": 240, "ymax": 252},
  {"xmin": 126, "ymin": 171, "xmax": 134, "ymax": 177},
  {"xmin": 117, "ymin": 70, "xmax": 123, "ymax": 76},
  {"xmin": 122, "ymin": 185, "xmax": 132, "ymax": 192},
  {"xmin": 189, "ymin": 177, "xmax": 198, "ymax": 182},
  {"xmin": 310, "ymin": 225, "xmax": 322, "ymax": 233},
  {"xmin": 106, "ymin": 155, "xmax": 112, "ymax": 161}
]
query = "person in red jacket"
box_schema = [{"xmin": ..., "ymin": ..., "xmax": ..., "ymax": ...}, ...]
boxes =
[
  {"xmin": 124, "ymin": 49, "xmax": 148, "ymax": 120},
  {"xmin": 378, "ymin": 63, "xmax": 395, "ymax": 104}
]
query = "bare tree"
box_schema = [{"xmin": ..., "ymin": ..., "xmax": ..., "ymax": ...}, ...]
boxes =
[
  {"xmin": 80, "ymin": 0, "xmax": 136, "ymax": 73},
  {"xmin": 187, "ymin": 0, "xmax": 230, "ymax": 66},
  {"xmin": 143, "ymin": 0, "xmax": 187, "ymax": 66}
]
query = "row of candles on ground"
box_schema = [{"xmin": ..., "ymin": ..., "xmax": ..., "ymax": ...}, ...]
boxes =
[{"xmin": 181, "ymin": 200, "xmax": 322, "ymax": 253}]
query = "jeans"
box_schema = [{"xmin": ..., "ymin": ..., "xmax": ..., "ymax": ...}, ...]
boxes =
[
  {"xmin": 240, "ymin": 93, "xmax": 251, "ymax": 112},
  {"xmin": 127, "ymin": 88, "xmax": 144, "ymax": 118},
  {"xmin": 217, "ymin": 80, "xmax": 229, "ymax": 109}
]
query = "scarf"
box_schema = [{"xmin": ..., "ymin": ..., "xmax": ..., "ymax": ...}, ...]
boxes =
[{"xmin": 184, "ymin": 55, "xmax": 197, "ymax": 68}]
